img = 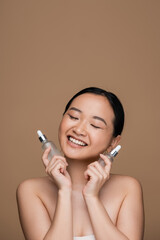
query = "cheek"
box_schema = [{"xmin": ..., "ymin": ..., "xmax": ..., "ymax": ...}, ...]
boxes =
[
  {"xmin": 58, "ymin": 120, "xmax": 65, "ymax": 137},
  {"xmin": 58, "ymin": 117, "xmax": 71, "ymax": 138},
  {"xmin": 91, "ymin": 131, "xmax": 113, "ymax": 150},
  {"xmin": 58, "ymin": 119, "xmax": 65, "ymax": 140}
]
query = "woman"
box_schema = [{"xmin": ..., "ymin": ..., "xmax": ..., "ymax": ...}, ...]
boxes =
[{"xmin": 17, "ymin": 87, "xmax": 144, "ymax": 240}]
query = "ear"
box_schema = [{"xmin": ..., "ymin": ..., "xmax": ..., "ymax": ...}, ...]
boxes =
[{"xmin": 106, "ymin": 135, "xmax": 121, "ymax": 153}]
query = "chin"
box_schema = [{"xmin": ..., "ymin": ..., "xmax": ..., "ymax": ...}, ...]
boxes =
[{"xmin": 63, "ymin": 150, "xmax": 99, "ymax": 162}]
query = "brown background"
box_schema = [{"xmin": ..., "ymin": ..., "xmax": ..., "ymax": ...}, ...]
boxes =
[{"xmin": 1, "ymin": 1, "xmax": 160, "ymax": 239}]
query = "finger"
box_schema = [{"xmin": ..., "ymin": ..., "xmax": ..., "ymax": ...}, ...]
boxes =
[
  {"xmin": 42, "ymin": 147, "xmax": 52, "ymax": 167},
  {"xmin": 84, "ymin": 167, "xmax": 101, "ymax": 182},
  {"xmin": 89, "ymin": 164, "xmax": 110, "ymax": 183},
  {"xmin": 99, "ymin": 154, "xmax": 112, "ymax": 172},
  {"xmin": 46, "ymin": 158, "xmax": 67, "ymax": 171},
  {"xmin": 90, "ymin": 161, "xmax": 107, "ymax": 179},
  {"xmin": 46, "ymin": 160, "xmax": 67, "ymax": 175},
  {"xmin": 84, "ymin": 169, "xmax": 94, "ymax": 180},
  {"xmin": 63, "ymin": 168, "xmax": 70, "ymax": 178},
  {"xmin": 45, "ymin": 155, "xmax": 68, "ymax": 170},
  {"xmin": 50, "ymin": 155, "xmax": 68, "ymax": 165},
  {"xmin": 46, "ymin": 163, "xmax": 64, "ymax": 176},
  {"xmin": 88, "ymin": 165, "xmax": 103, "ymax": 180},
  {"xmin": 42, "ymin": 147, "xmax": 67, "ymax": 163},
  {"xmin": 42, "ymin": 147, "xmax": 51, "ymax": 163},
  {"xmin": 53, "ymin": 161, "xmax": 67, "ymax": 175},
  {"xmin": 42, "ymin": 147, "xmax": 51, "ymax": 159}
]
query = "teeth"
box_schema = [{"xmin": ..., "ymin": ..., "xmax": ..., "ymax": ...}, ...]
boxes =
[{"xmin": 69, "ymin": 136, "xmax": 86, "ymax": 146}]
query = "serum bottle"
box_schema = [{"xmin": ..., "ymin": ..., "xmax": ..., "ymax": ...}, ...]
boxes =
[
  {"xmin": 37, "ymin": 130, "xmax": 62, "ymax": 160},
  {"xmin": 98, "ymin": 145, "xmax": 121, "ymax": 167}
]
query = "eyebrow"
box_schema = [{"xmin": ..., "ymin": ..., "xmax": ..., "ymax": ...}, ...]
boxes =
[
  {"xmin": 69, "ymin": 107, "xmax": 107, "ymax": 126},
  {"xmin": 69, "ymin": 107, "xmax": 82, "ymax": 113},
  {"xmin": 92, "ymin": 116, "xmax": 107, "ymax": 126}
]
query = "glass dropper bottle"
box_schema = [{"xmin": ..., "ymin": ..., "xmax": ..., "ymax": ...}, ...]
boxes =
[
  {"xmin": 37, "ymin": 130, "xmax": 62, "ymax": 161},
  {"xmin": 98, "ymin": 145, "xmax": 121, "ymax": 167}
]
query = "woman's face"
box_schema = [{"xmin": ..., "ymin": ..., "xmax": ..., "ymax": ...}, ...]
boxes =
[{"xmin": 58, "ymin": 93, "xmax": 119, "ymax": 161}]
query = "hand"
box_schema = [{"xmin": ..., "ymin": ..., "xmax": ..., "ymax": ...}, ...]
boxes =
[
  {"xmin": 42, "ymin": 147, "xmax": 72, "ymax": 190},
  {"xmin": 83, "ymin": 154, "xmax": 112, "ymax": 198}
]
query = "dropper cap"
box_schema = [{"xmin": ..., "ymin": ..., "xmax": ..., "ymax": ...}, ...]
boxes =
[
  {"xmin": 37, "ymin": 130, "xmax": 47, "ymax": 142},
  {"xmin": 110, "ymin": 145, "xmax": 121, "ymax": 157}
]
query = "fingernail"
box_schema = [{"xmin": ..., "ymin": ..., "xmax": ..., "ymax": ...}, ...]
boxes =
[{"xmin": 100, "ymin": 153, "xmax": 104, "ymax": 157}]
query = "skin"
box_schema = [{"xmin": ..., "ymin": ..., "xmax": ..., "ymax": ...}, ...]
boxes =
[{"xmin": 16, "ymin": 93, "xmax": 144, "ymax": 240}]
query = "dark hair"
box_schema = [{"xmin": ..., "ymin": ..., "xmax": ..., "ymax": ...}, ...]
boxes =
[{"xmin": 63, "ymin": 87, "xmax": 125, "ymax": 137}]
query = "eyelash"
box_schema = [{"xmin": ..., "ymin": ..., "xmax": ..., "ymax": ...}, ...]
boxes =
[
  {"xmin": 68, "ymin": 114, "xmax": 79, "ymax": 120},
  {"xmin": 68, "ymin": 114, "xmax": 101, "ymax": 129},
  {"xmin": 91, "ymin": 124, "xmax": 101, "ymax": 129}
]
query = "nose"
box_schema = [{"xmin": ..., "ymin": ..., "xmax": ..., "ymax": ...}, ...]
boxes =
[{"xmin": 72, "ymin": 121, "xmax": 87, "ymax": 136}]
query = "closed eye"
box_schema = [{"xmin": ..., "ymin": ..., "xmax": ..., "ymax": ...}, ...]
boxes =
[
  {"xmin": 90, "ymin": 124, "xmax": 101, "ymax": 129},
  {"xmin": 68, "ymin": 114, "xmax": 79, "ymax": 120}
]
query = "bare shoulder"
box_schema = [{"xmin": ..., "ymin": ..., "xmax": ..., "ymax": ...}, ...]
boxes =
[
  {"xmin": 16, "ymin": 176, "xmax": 58, "ymax": 200},
  {"xmin": 111, "ymin": 174, "xmax": 143, "ymax": 191},
  {"xmin": 102, "ymin": 174, "xmax": 143, "ymax": 199},
  {"xmin": 16, "ymin": 177, "xmax": 58, "ymax": 239},
  {"xmin": 16, "ymin": 176, "xmax": 58, "ymax": 222},
  {"xmin": 110, "ymin": 174, "xmax": 142, "ymax": 187},
  {"xmin": 108, "ymin": 174, "xmax": 143, "ymax": 201},
  {"xmin": 108, "ymin": 175, "xmax": 144, "ymax": 238}
]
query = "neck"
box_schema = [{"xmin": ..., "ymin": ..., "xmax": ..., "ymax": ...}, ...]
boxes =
[{"xmin": 66, "ymin": 157, "xmax": 94, "ymax": 191}]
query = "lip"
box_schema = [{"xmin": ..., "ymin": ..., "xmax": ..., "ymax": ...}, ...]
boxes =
[{"xmin": 67, "ymin": 135, "xmax": 88, "ymax": 147}]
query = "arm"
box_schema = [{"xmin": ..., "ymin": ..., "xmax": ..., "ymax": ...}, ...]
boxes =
[
  {"xmin": 116, "ymin": 177, "xmax": 144, "ymax": 240},
  {"xmin": 84, "ymin": 177, "xmax": 144, "ymax": 240},
  {"xmin": 44, "ymin": 188, "xmax": 73, "ymax": 240},
  {"xmin": 17, "ymin": 180, "xmax": 73, "ymax": 240},
  {"xmin": 83, "ymin": 154, "xmax": 144, "ymax": 240},
  {"xmin": 16, "ymin": 148, "xmax": 73, "ymax": 240}
]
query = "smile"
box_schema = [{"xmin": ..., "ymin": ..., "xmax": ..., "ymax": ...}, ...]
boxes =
[{"xmin": 68, "ymin": 136, "xmax": 87, "ymax": 146}]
